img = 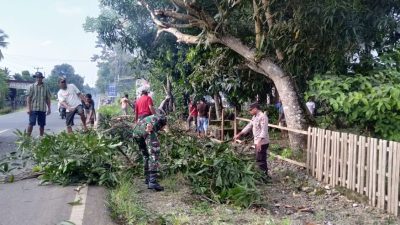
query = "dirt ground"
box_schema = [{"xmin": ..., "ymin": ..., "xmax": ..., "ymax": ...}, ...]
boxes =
[{"xmin": 134, "ymin": 155, "xmax": 400, "ymax": 225}]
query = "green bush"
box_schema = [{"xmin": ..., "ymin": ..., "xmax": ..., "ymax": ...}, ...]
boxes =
[{"xmin": 307, "ymin": 68, "xmax": 400, "ymax": 141}]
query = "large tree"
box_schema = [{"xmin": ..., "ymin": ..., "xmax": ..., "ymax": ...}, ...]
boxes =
[{"xmin": 89, "ymin": 0, "xmax": 400, "ymax": 149}]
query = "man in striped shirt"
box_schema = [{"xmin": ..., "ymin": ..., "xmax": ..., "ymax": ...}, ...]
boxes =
[{"xmin": 26, "ymin": 72, "xmax": 52, "ymax": 137}]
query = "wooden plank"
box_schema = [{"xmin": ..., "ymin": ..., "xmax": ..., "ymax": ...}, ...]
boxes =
[
  {"xmin": 267, "ymin": 123, "xmax": 308, "ymax": 135},
  {"xmin": 316, "ymin": 128, "xmax": 321, "ymax": 180},
  {"xmin": 358, "ymin": 136, "xmax": 366, "ymax": 195},
  {"xmin": 387, "ymin": 141, "xmax": 394, "ymax": 213},
  {"xmin": 337, "ymin": 132, "xmax": 343, "ymax": 185},
  {"xmin": 333, "ymin": 132, "xmax": 340, "ymax": 186},
  {"xmin": 351, "ymin": 134, "xmax": 358, "ymax": 191},
  {"xmin": 221, "ymin": 109, "xmax": 224, "ymax": 141},
  {"xmin": 330, "ymin": 132, "xmax": 336, "ymax": 185},
  {"xmin": 312, "ymin": 128, "xmax": 318, "ymax": 177},
  {"xmin": 307, "ymin": 127, "xmax": 312, "ymax": 174},
  {"xmin": 366, "ymin": 137, "xmax": 372, "ymax": 202},
  {"xmin": 335, "ymin": 132, "xmax": 341, "ymax": 186},
  {"xmin": 341, "ymin": 132, "xmax": 348, "ymax": 187},
  {"xmin": 392, "ymin": 142, "xmax": 400, "ymax": 216},
  {"xmin": 347, "ymin": 134, "xmax": 354, "ymax": 189},
  {"xmin": 378, "ymin": 140, "xmax": 387, "ymax": 209},
  {"xmin": 236, "ymin": 117, "xmax": 251, "ymax": 122},
  {"xmin": 317, "ymin": 128, "xmax": 325, "ymax": 181},
  {"xmin": 233, "ymin": 109, "xmax": 237, "ymax": 138},
  {"xmin": 270, "ymin": 152, "xmax": 306, "ymax": 168},
  {"xmin": 371, "ymin": 138, "xmax": 378, "ymax": 207},
  {"xmin": 324, "ymin": 130, "xmax": 331, "ymax": 183}
]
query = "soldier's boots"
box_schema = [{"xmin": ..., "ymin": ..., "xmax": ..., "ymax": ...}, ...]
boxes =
[{"xmin": 148, "ymin": 172, "xmax": 164, "ymax": 191}]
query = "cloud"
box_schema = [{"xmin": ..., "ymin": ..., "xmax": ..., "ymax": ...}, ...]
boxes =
[
  {"xmin": 40, "ymin": 40, "xmax": 53, "ymax": 47},
  {"xmin": 55, "ymin": 2, "xmax": 83, "ymax": 16}
]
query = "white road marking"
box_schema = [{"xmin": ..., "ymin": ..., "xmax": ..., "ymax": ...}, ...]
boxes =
[
  {"xmin": 68, "ymin": 186, "xmax": 89, "ymax": 225},
  {"xmin": 0, "ymin": 129, "xmax": 9, "ymax": 135}
]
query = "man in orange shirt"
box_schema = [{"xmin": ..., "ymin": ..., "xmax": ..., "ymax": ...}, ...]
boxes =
[{"xmin": 135, "ymin": 89, "xmax": 155, "ymax": 122}]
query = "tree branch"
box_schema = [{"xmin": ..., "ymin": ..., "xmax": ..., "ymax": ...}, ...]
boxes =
[
  {"xmin": 154, "ymin": 9, "xmax": 206, "ymax": 28},
  {"xmin": 170, "ymin": 0, "xmax": 217, "ymax": 29},
  {"xmin": 261, "ymin": 0, "xmax": 284, "ymax": 61},
  {"xmin": 253, "ymin": 0, "xmax": 263, "ymax": 49}
]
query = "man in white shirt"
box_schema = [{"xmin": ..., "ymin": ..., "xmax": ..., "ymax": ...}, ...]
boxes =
[
  {"xmin": 306, "ymin": 97, "xmax": 316, "ymax": 116},
  {"xmin": 57, "ymin": 78, "xmax": 87, "ymax": 133}
]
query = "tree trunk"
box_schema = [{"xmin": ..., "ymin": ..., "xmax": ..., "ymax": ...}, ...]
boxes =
[
  {"xmin": 218, "ymin": 36, "xmax": 307, "ymax": 150},
  {"xmin": 214, "ymin": 92, "xmax": 222, "ymax": 120}
]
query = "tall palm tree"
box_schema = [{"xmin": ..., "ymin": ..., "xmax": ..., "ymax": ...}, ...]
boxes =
[{"xmin": 0, "ymin": 29, "xmax": 9, "ymax": 61}]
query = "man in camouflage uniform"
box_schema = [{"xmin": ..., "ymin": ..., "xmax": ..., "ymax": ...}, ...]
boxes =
[{"xmin": 132, "ymin": 114, "xmax": 167, "ymax": 191}]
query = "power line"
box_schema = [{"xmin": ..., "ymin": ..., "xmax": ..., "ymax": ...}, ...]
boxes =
[{"xmin": 3, "ymin": 53, "xmax": 94, "ymax": 62}]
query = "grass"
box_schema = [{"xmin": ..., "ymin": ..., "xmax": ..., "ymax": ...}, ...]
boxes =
[
  {"xmin": 161, "ymin": 172, "xmax": 187, "ymax": 193},
  {"xmin": 107, "ymin": 174, "xmax": 149, "ymax": 225},
  {"xmin": 191, "ymin": 201, "xmax": 213, "ymax": 215},
  {"xmin": 0, "ymin": 107, "xmax": 12, "ymax": 115},
  {"xmin": 335, "ymin": 186, "xmax": 369, "ymax": 204}
]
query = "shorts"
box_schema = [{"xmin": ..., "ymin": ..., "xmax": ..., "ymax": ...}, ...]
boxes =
[
  {"xmin": 29, "ymin": 111, "xmax": 46, "ymax": 127},
  {"xmin": 197, "ymin": 117, "xmax": 208, "ymax": 132},
  {"xmin": 66, "ymin": 105, "xmax": 84, "ymax": 127}
]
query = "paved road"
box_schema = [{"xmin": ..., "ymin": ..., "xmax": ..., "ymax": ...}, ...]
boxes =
[
  {"xmin": 0, "ymin": 104, "xmax": 115, "ymax": 225},
  {"xmin": 0, "ymin": 104, "xmax": 65, "ymax": 157}
]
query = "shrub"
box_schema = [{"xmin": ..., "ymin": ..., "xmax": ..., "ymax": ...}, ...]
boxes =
[{"xmin": 307, "ymin": 68, "xmax": 400, "ymax": 141}]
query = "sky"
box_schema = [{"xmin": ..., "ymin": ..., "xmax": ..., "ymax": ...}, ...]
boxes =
[{"xmin": 0, "ymin": 0, "xmax": 101, "ymax": 86}]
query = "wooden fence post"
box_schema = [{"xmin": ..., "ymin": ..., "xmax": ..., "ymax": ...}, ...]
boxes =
[
  {"xmin": 221, "ymin": 108, "xmax": 224, "ymax": 141},
  {"xmin": 233, "ymin": 108, "xmax": 237, "ymax": 138}
]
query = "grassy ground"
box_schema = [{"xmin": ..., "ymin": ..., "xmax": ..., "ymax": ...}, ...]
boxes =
[
  {"xmin": 106, "ymin": 121, "xmax": 399, "ymax": 225},
  {"xmin": 107, "ymin": 158, "xmax": 400, "ymax": 225}
]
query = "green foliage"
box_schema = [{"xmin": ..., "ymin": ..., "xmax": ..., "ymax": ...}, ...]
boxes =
[
  {"xmin": 159, "ymin": 131, "xmax": 261, "ymax": 208},
  {"xmin": 307, "ymin": 66, "xmax": 400, "ymax": 141},
  {"xmin": 16, "ymin": 131, "xmax": 122, "ymax": 187},
  {"xmin": 97, "ymin": 104, "xmax": 122, "ymax": 129},
  {"xmin": 186, "ymin": 47, "xmax": 274, "ymax": 107}
]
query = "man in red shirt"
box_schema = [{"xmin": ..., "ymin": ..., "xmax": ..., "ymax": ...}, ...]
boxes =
[
  {"xmin": 186, "ymin": 99, "xmax": 198, "ymax": 131},
  {"xmin": 135, "ymin": 89, "xmax": 155, "ymax": 122}
]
